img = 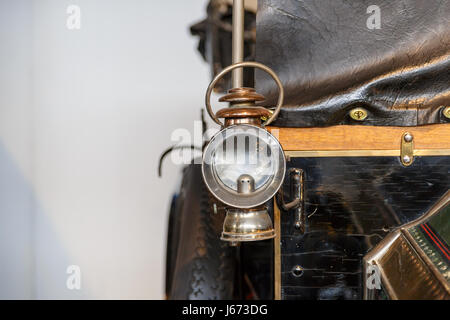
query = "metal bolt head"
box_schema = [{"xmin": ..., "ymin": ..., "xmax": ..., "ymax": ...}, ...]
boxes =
[
  {"xmin": 443, "ymin": 106, "xmax": 450, "ymax": 119},
  {"xmin": 404, "ymin": 133, "xmax": 413, "ymax": 142},
  {"xmin": 292, "ymin": 265, "xmax": 304, "ymax": 277},
  {"xmin": 349, "ymin": 108, "xmax": 368, "ymax": 121},
  {"xmin": 402, "ymin": 155, "xmax": 411, "ymax": 164}
]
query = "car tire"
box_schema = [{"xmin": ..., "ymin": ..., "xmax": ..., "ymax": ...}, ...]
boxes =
[{"xmin": 165, "ymin": 164, "xmax": 236, "ymax": 300}]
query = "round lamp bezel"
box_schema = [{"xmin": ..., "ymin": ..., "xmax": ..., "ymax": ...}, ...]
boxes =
[{"xmin": 202, "ymin": 124, "xmax": 286, "ymax": 209}]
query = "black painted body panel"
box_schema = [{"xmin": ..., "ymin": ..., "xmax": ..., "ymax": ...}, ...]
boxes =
[{"xmin": 280, "ymin": 156, "xmax": 450, "ymax": 299}]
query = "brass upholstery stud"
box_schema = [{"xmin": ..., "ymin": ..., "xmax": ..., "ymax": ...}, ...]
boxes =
[
  {"xmin": 443, "ymin": 106, "xmax": 450, "ymax": 119},
  {"xmin": 349, "ymin": 107, "xmax": 368, "ymax": 121}
]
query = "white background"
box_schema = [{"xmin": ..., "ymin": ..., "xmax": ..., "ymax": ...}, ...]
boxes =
[{"xmin": 0, "ymin": 0, "xmax": 214, "ymax": 299}]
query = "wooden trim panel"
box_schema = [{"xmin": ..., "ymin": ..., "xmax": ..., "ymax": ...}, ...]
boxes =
[
  {"xmin": 267, "ymin": 124, "xmax": 450, "ymax": 151},
  {"xmin": 273, "ymin": 200, "xmax": 281, "ymax": 300},
  {"xmin": 285, "ymin": 149, "xmax": 450, "ymax": 157}
]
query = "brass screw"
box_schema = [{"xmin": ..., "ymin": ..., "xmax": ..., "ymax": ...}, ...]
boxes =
[
  {"xmin": 443, "ymin": 106, "xmax": 450, "ymax": 119},
  {"xmin": 349, "ymin": 108, "xmax": 368, "ymax": 121}
]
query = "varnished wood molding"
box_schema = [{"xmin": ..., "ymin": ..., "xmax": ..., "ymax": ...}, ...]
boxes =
[
  {"xmin": 273, "ymin": 200, "xmax": 281, "ymax": 300},
  {"xmin": 267, "ymin": 124, "xmax": 450, "ymax": 151}
]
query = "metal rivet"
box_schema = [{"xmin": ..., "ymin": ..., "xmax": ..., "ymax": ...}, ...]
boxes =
[
  {"xmin": 404, "ymin": 133, "xmax": 413, "ymax": 142},
  {"xmin": 443, "ymin": 106, "xmax": 450, "ymax": 119},
  {"xmin": 349, "ymin": 108, "xmax": 368, "ymax": 121},
  {"xmin": 292, "ymin": 265, "xmax": 304, "ymax": 277},
  {"xmin": 402, "ymin": 155, "xmax": 411, "ymax": 164}
]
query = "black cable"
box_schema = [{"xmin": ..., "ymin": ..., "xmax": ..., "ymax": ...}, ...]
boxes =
[{"xmin": 158, "ymin": 145, "xmax": 202, "ymax": 178}]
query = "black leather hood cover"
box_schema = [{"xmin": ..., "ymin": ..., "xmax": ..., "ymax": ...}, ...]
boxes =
[{"xmin": 255, "ymin": 0, "xmax": 450, "ymax": 127}]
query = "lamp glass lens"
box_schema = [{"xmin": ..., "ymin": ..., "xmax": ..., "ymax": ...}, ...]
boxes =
[{"xmin": 211, "ymin": 132, "xmax": 277, "ymax": 191}]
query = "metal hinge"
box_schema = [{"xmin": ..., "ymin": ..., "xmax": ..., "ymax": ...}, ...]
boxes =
[{"xmin": 400, "ymin": 132, "xmax": 414, "ymax": 166}]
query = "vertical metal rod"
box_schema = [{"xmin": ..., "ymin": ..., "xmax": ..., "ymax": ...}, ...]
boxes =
[{"xmin": 232, "ymin": 0, "xmax": 245, "ymax": 88}]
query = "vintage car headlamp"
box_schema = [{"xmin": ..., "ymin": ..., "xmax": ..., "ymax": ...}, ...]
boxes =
[
  {"xmin": 202, "ymin": 61, "xmax": 285, "ymax": 242},
  {"xmin": 202, "ymin": 124, "xmax": 286, "ymax": 208}
]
